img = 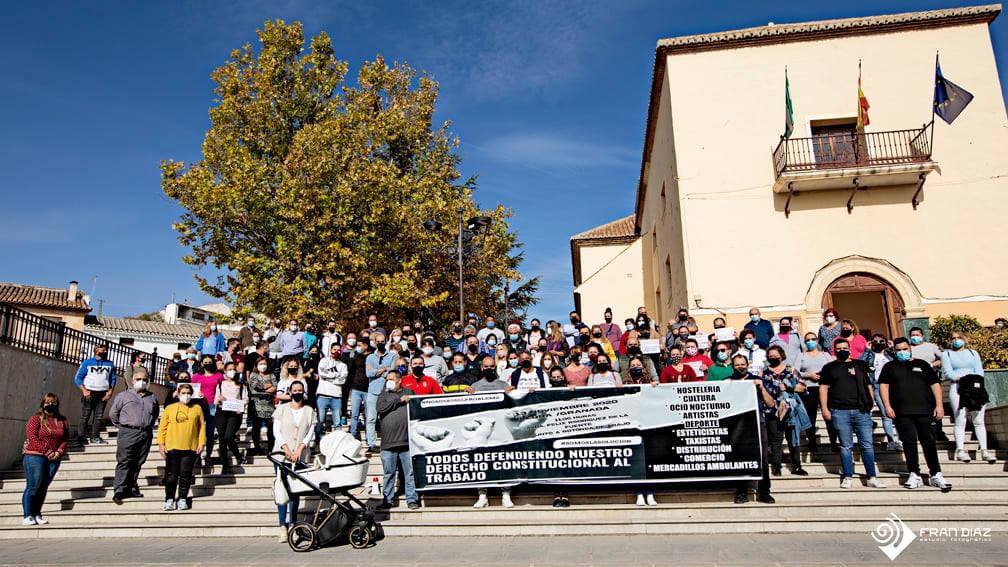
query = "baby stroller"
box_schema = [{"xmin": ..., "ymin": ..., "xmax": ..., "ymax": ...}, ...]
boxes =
[{"xmin": 269, "ymin": 430, "xmax": 380, "ymax": 551}]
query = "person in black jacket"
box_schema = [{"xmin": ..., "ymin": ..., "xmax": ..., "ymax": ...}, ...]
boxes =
[
  {"xmin": 376, "ymin": 371, "xmax": 419, "ymax": 509},
  {"xmin": 345, "ymin": 342, "xmax": 371, "ymax": 440},
  {"xmin": 819, "ymin": 338, "xmax": 886, "ymax": 490},
  {"xmin": 442, "ymin": 353, "xmax": 477, "ymax": 394}
]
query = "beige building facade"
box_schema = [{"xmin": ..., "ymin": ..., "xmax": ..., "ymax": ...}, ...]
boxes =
[
  {"xmin": 570, "ymin": 216, "xmax": 644, "ymax": 322},
  {"xmin": 604, "ymin": 4, "xmax": 1008, "ymax": 337}
]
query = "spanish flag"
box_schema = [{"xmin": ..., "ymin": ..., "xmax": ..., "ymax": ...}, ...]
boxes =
[{"xmin": 857, "ymin": 62, "xmax": 870, "ymax": 129}]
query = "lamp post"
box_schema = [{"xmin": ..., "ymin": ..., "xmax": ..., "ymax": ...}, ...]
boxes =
[{"xmin": 423, "ymin": 210, "xmax": 492, "ymax": 324}]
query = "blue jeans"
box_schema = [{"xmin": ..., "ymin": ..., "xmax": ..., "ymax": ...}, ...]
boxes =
[
  {"xmin": 348, "ymin": 390, "xmax": 367, "ymax": 437},
  {"xmin": 315, "ymin": 395, "xmax": 341, "ymax": 440},
  {"xmin": 22, "ymin": 455, "xmax": 60, "ymax": 518},
  {"xmin": 872, "ymin": 383, "xmax": 899, "ymax": 444},
  {"xmin": 380, "ymin": 449, "xmax": 417, "ymax": 505},
  {"xmin": 273, "ymin": 462, "xmax": 300, "ymax": 526},
  {"xmin": 830, "ymin": 408, "xmax": 877, "ymax": 478},
  {"xmin": 365, "ymin": 393, "xmax": 379, "ymax": 447},
  {"xmin": 200, "ymin": 400, "xmax": 217, "ymax": 459}
]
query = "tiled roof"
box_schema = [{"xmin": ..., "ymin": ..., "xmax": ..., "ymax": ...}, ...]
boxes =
[
  {"xmin": 571, "ymin": 215, "xmax": 637, "ymax": 241},
  {"xmin": 658, "ymin": 4, "xmax": 1001, "ymax": 51},
  {"xmin": 85, "ymin": 316, "xmax": 231, "ymax": 340},
  {"xmin": 0, "ymin": 282, "xmax": 90, "ymax": 312}
]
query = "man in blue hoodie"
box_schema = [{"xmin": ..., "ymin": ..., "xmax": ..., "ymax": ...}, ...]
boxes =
[{"xmin": 74, "ymin": 344, "xmax": 117, "ymax": 444}]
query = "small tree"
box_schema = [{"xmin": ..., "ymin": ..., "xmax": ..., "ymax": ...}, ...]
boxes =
[{"xmin": 929, "ymin": 314, "xmax": 983, "ymax": 347}]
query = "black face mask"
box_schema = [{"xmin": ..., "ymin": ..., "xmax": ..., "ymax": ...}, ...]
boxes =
[
  {"xmin": 580, "ymin": 335, "xmax": 590, "ymax": 344},
  {"xmin": 779, "ymin": 326, "xmax": 792, "ymax": 334},
  {"xmin": 767, "ymin": 357, "xmax": 782, "ymax": 367},
  {"xmin": 453, "ymin": 326, "xmax": 462, "ymax": 333},
  {"xmin": 520, "ymin": 359, "xmax": 533, "ymax": 369},
  {"xmin": 733, "ymin": 368, "xmax": 748, "ymax": 377},
  {"xmin": 835, "ymin": 350, "xmax": 851, "ymax": 361},
  {"xmin": 43, "ymin": 404, "xmax": 58, "ymax": 415},
  {"xmin": 678, "ymin": 315, "xmax": 688, "ymax": 322},
  {"xmin": 482, "ymin": 368, "xmax": 497, "ymax": 381},
  {"xmin": 570, "ymin": 318, "xmax": 579, "ymax": 325},
  {"xmin": 627, "ymin": 346, "xmax": 642, "ymax": 355},
  {"xmin": 840, "ymin": 329, "xmax": 853, "ymax": 338},
  {"xmin": 872, "ymin": 342, "xmax": 886, "ymax": 353},
  {"xmin": 467, "ymin": 344, "xmax": 478, "ymax": 354},
  {"xmin": 629, "ymin": 367, "xmax": 644, "ymax": 378},
  {"xmin": 287, "ymin": 367, "xmax": 298, "ymax": 375},
  {"xmin": 411, "ymin": 366, "xmax": 424, "ymax": 377},
  {"xmin": 291, "ymin": 392, "xmax": 305, "ymax": 403},
  {"xmin": 375, "ymin": 342, "xmax": 387, "ymax": 352},
  {"xmin": 595, "ymin": 362, "xmax": 611, "ymax": 373},
  {"xmin": 531, "ymin": 324, "xmax": 540, "ymax": 330},
  {"xmin": 592, "ymin": 332, "xmax": 602, "ymax": 339},
  {"xmin": 204, "ymin": 363, "xmax": 216, "ymax": 372},
  {"xmin": 604, "ymin": 316, "xmax": 612, "ymax": 323}
]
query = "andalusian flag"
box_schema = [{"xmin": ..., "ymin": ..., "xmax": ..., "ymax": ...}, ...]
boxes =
[
  {"xmin": 857, "ymin": 62, "xmax": 870, "ymax": 129},
  {"xmin": 784, "ymin": 69, "xmax": 794, "ymax": 138}
]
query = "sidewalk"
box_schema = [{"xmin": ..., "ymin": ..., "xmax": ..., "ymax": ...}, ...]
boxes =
[{"xmin": 0, "ymin": 534, "xmax": 1004, "ymax": 565}]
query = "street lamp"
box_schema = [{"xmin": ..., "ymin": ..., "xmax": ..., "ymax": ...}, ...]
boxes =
[{"xmin": 423, "ymin": 208, "xmax": 493, "ymax": 323}]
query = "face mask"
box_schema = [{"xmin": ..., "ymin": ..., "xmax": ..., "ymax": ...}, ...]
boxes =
[
  {"xmin": 369, "ymin": 321, "xmax": 377, "ymax": 328},
  {"xmin": 910, "ymin": 336, "xmax": 923, "ymax": 345},
  {"xmin": 467, "ymin": 344, "xmax": 478, "ymax": 354},
  {"xmin": 570, "ymin": 318, "xmax": 579, "ymax": 325},
  {"xmin": 508, "ymin": 359, "xmax": 519, "ymax": 368},
  {"xmin": 252, "ymin": 335, "xmax": 261, "ymax": 343},
  {"xmin": 825, "ymin": 315, "xmax": 837, "ymax": 324},
  {"xmin": 543, "ymin": 360, "xmax": 553, "ymax": 369},
  {"xmin": 678, "ymin": 315, "xmax": 688, "ymax": 322},
  {"xmin": 442, "ymin": 351, "xmax": 452, "ymax": 359},
  {"xmin": 486, "ymin": 321, "xmax": 495, "ymax": 329},
  {"xmin": 225, "ymin": 370, "xmax": 236, "ymax": 379},
  {"xmin": 952, "ymin": 338, "xmax": 966, "ymax": 349},
  {"xmin": 509, "ymin": 334, "xmax": 519, "ymax": 342},
  {"xmin": 627, "ymin": 346, "xmax": 641, "ymax": 355},
  {"xmin": 604, "ymin": 316, "xmax": 612, "ymax": 323},
  {"xmin": 43, "ymin": 404, "xmax": 58, "ymax": 415},
  {"xmin": 716, "ymin": 351, "xmax": 729, "ymax": 362},
  {"xmin": 840, "ymin": 329, "xmax": 853, "ymax": 338},
  {"xmin": 133, "ymin": 380, "xmax": 148, "ymax": 391},
  {"xmin": 626, "ymin": 323, "xmax": 635, "ymax": 331},
  {"xmin": 595, "ymin": 362, "xmax": 611, "ymax": 373},
  {"xmin": 487, "ymin": 338, "xmax": 497, "ymax": 346},
  {"xmin": 257, "ymin": 364, "xmax": 269, "ymax": 373},
  {"xmin": 178, "ymin": 394, "xmax": 192, "ymax": 405},
  {"xmin": 592, "ymin": 332, "xmax": 602, "ymax": 339},
  {"xmin": 289, "ymin": 325, "xmax": 298, "ymax": 332},
  {"xmin": 767, "ymin": 356, "xmax": 782, "ymax": 367},
  {"xmin": 344, "ymin": 338, "xmax": 356, "ymax": 347},
  {"xmin": 733, "ymin": 368, "xmax": 747, "ymax": 377},
  {"xmin": 247, "ymin": 320, "xmax": 255, "ymax": 327},
  {"xmin": 420, "ymin": 346, "xmax": 433, "ymax": 356},
  {"xmin": 453, "ymin": 325, "xmax": 462, "ymax": 333},
  {"xmin": 375, "ymin": 342, "xmax": 387, "ymax": 352},
  {"xmin": 185, "ymin": 354, "xmax": 196, "ymax": 360},
  {"xmin": 895, "ymin": 350, "xmax": 912, "ymax": 362},
  {"xmin": 520, "ymin": 359, "xmax": 533, "ymax": 369},
  {"xmin": 630, "ymin": 367, "xmax": 644, "ymax": 378},
  {"xmin": 96, "ymin": 352, "xmax": 107, "ymax": 360},
  {"xmin": 396, "ymin": 365, "xmax": 407, "ymax": 376},
  {"xmin": 805, "ymin": 340, "xmax": 818, "ymax": 351},
  {"xmin": 779, "ymin": 325, "xmax": 791, "ymax": 334},
  {"xmin": 750, "ymin": 315, "xmax": 760, "ymax": 323},
  {"xmin": 355, "ymin": 345, "xmax": 364, "ymax": 353},
  {"xmin": 835, "ymin": 350, "xmax": 851, "ymax": 361},
  {"xmin": 410, "ymin": 365, "xmax": 425, "ymax": 377},
  {"xmin": 685, "ymin": 346, "xmax": 698, "ymax": 356},
  {"xmin": 580, "ymin": 335, "xmax": 590, "ymax": 344},
  {"xmin": 453, "ymin": 363, "xmax": 466, "ymax": 373},
  {"xmin": 210, "ymin": 324, "xmax": 217, "ymax": 332},
  {"xmin": 291, "ymin": 392, "xmax": 305, "ymax": 403},
  {"xmin": 743, "ymin": 338, "xmax": 755, "ymax": 349},
  {"xmin": 287, "ymin": 367, "xmax": 298, "ymax": 375},
  {"xmin": 872, "ymin": 341, "xmax": 886, "ymax": 353},
  {"xmin": 204, "ymin": 363, "xmax": 216, "ymax": 372},
  {"xmin": 385, "ymin": 379, "xmax": 397, "ymax": 392},
  {"xmin": 482, "ymin": 369, "xmax": 497, "ymax": 381},
  {"xmin": 669, "ymin": 354, "xmax": 682, "ymax": 364}
]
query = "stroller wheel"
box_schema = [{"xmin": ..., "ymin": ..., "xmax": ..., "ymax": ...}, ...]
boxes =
[
  {"xmin": 348, "ymin": 524, "xmax": 372, "ymax": 549},
  {"xmin": 288, "ymin": 522, "xmax": 317, "ymax": 552}
]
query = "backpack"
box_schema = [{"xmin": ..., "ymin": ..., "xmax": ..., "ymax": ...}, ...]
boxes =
[{"xmin": 957, "ymin": 374, "xmax": 989, "ymax": 411}]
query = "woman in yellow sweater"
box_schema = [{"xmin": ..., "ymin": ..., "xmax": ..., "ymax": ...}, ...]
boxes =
[{"xmin": 157, "ymin": 383, "xmax": 206, "ymax": 512}]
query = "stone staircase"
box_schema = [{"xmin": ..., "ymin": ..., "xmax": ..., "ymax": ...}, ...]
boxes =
[{"xmin": 1, "ymin": 414, "xmax": 1006, "ymax": 539}]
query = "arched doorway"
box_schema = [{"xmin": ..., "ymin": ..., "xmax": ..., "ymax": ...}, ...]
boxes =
[{"xmin": 822, "ymin": 273, "xmax": 905, "ymax": 339}]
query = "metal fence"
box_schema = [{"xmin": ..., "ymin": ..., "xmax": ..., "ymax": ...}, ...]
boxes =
[
  {"xmin": 0, "ymin": 303, "xmax": 173, "ymax": 385},
  {"xmin": 773, "ymin": 123, "xmax": 933, "ymax": 177}
]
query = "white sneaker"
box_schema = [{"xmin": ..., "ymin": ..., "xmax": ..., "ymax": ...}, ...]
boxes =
[
  {"xmin": 278, "ymin": 525, "xmax": 289, "ymax": 543},
  {"xmin": 635, "ymin": 493, "xmax": 646, "ymax": 506},
  {"xmin": 928, "ymin": 472, "xmax": 952, "ymax": 492},
  {"xmin": 176, "ymin": 499, "xmax": 189, "ymax": 511},
  {"xmin": 164, "ymin": 499, "xmax": 175, "ymax": 511},
  {"xmin": 903, "ymin": 472, "xmax": 923, "ymax": 489},
  {"xmin": 501, "ymin": 492, "xmax": 514, "ymax": 508},
  {"xmin": 886, "ymin": 441, "xmax": 903, "ymax": 451},
  {"xmin": 473, "ymin": 493, "xmax": 489, "ymax": 509},
  {"xmin": 21, "ymin": 517, "xmax": 36, "ymax": 526},
  {"xmin": 839, "ymin": 477, "xmax": 853, "ymax": 489},
  {"xmin": 646, "ymin": 493, "xmax": 658, "ymax": 506},
  {"xmin": 866, "ymin": 477, "xmax": 887, "ymax": 489},
  {"xmin": 33, "ymin": 516, "xmax": 48, "ymax": 525},
  {"xmin": 980, "ymin": 450, "xmax": 996, "ymax": 463},
  {"xmin": 956, "ymin": 449, "xmax": 971, "ymax": 463}
]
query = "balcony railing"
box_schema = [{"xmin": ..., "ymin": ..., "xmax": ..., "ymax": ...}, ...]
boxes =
[
  {"xmin": 773, "ymin": 123, "xmax": 933, "ymax": 178},
  {"xmin": 0, "ymin": 303, "xmax": 173, "ymax": 386}
]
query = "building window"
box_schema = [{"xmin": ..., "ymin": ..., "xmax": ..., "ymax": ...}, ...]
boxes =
[
  {"xmin": 118, "ymin": 338, "xmax": 135, "ymax": 347},
  {"xmin": 811, "ymin": 118, "xmax": 865, "ymax": 167}
]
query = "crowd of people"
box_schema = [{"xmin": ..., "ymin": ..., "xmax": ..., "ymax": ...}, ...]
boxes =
[{"xmin": 19, "ymin": 306, "xmax": 997, "ymax": 539}]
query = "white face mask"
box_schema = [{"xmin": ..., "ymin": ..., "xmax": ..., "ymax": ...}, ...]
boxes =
[
  {"xmin": 347, "ymin": 338, "xmax": 357, "ymax": 347},
  {"xmin": 289, "ymin": 325, "xmax": 298, "ymax": 332},
  {"xmin": 225, "ymin": 370, "xmax": 236, "ymax": 379},
  {"xmin": 543, "ymin": 360, "xmax": 553, "ymax": 369},
  {"xmin": 178, "ymin": 394, "xmax": 192, "ymax": 404},
  {"xmin": 133, "ymin": 380, "xmax": 148, "ymax": 391},
  {"xmin": 385, "ymin": 379, "xmax": 397, "ymax": 392},
  {"xmin": 825, "ymin": 315, "xmax": 837, "ymax": 324},
  {"xmin": 257, "ymin": 364, "xmax": 268, "ymax": 373},
  {"xmin": 210, "ymin": 324, "xmax": 217, "ymax": 332},
  {"xmin": 422, "ymin": 346, "xmax": 434, "ymax": 356}
]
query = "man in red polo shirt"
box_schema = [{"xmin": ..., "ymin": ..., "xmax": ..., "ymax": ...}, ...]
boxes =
[{"xmin": 401, "ymin": 355, "xmax": 443, "ymax": 395}]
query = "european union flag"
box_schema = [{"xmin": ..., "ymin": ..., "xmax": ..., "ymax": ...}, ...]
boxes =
[{"xmin": 933, "ymin": 60, "xmax": 973, "ymax": 124}]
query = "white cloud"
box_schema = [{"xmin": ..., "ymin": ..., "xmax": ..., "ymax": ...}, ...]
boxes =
[{"xmin": 477, "ymin": 132, "xmax": 638, "ymax": 169}]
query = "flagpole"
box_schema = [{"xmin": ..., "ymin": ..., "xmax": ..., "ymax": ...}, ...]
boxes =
[{"xmin": 930, "ymin": 51, "xmax": 938, "ymax": 153}]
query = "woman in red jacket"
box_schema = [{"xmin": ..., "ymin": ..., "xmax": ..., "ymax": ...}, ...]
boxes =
[{"xmin": 22, "ymin": 393, "xmax": 69, "ymax": 526}]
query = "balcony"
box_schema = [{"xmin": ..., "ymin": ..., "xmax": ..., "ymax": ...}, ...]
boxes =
[{"xmin": 771, "ymin": 123, "xmax": 938, "ymax": 215}]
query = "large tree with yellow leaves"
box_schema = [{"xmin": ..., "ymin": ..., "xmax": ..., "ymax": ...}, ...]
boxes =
[{"xmin": 162, "ymin": 20, "xmax": 538, "ymax": 327}]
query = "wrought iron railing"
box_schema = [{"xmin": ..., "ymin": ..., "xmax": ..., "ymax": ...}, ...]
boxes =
[
  {"xmin": 773, "ymin": 123, "xmax": 933, "ymax": 177},
  {"xmin": 0, "ymin": 303, "xmax": 173, "ymax": 385}
]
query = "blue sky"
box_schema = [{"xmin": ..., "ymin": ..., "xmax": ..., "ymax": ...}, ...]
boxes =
[{"xmin": 2, "ymin": 1, "xmax": 1005, "ymax": 323}]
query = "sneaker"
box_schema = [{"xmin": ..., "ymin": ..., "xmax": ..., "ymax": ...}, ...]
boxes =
[
  {"xmin": 928, "ymin": 472, "xmax": 952, "ymax": 492},
  {"xmin": 867, "ymin": 477, "xmax": 887, "ymax": 489},
  {"xmin": 886, "ymin": 441, "xmax": 903, "ymax": 451},
  {"xmin": 131, "ymin": 488, "xmax": 144, "ymax": 498},
  {"xmin": 34, "ymin": 516, "xmax": 48, "ymax": 525},
  {"xmin": 553, "ymin": 497, "xmax": 564, "ymax": 508},
  {"xmin": 903, "ymin": 472, "xmax": 924, "ymax": 489},
  {"xmin": 501, "ymin": 492, "xmax": 514, "ymax": 508},
  {"xmin": 407, "ymin": 501, "xmax": 420, "ymax": 510},
  {"xmin": 734, "ymin": 491, "xmax": 749, "ymax": 504},
  {"xmin": 981, "ymin": 450, "xmax": 996, "ymax": 463},
  {"xmin": 21, "ymin": 517, "xmax": 36, "ymax": 526},
  {"xmin": 956, "ymin": 449, "xmax": 971, "ymax": 463},
  {"xmin": 756, "ymin": 493, "xmax": 775, "ymax": 504},
  {"xmin": 839, "ymin": 477, "xmax": 853, "ymax": 489},
  {"xmin": 791, "ymin": 467, "xmax": 809, "ymax": 476},
  {"xmin": 473, "ymin": 494, "xmax": 489, "ymax": 509},
  {"xmin": 176, "ymin": 499, "xmax": 189, "ymax": 511},
  {"xmin": 645, "ymin": 493, "xmax": 657, "ymax": 506},
  {"xmin": 91, "ymin": 437, "xmax": 108, "ymax": 445},
  {"xmin": 164, "ymin": 499, "xmax": 175, "ymax": 511},
  {"xmin": 112, "ymin": 493, "xmax": 124, "ymax": 505},
  {"xmin": 340, "ymin": 417, "xmax": 348, "ymax": 427},
  {"xmin": 560, "ymin": 497, "xmax": 570, "ymax": 508},
  {"xmin": 635, "ymin": 493, "xmax": 646, "ymax": 506}
]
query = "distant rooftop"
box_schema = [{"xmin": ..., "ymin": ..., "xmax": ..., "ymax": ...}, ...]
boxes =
[
  {"xmin": 0, "ymin": 282, "xmax": 90, "ymax": 312},
  {"xmin": 85, "ymin": 316, "xmax": 235, "ymax": 340},
  {"xmin": 571, "ymin": 215, "xmax": 637, "ymax": 242}
]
